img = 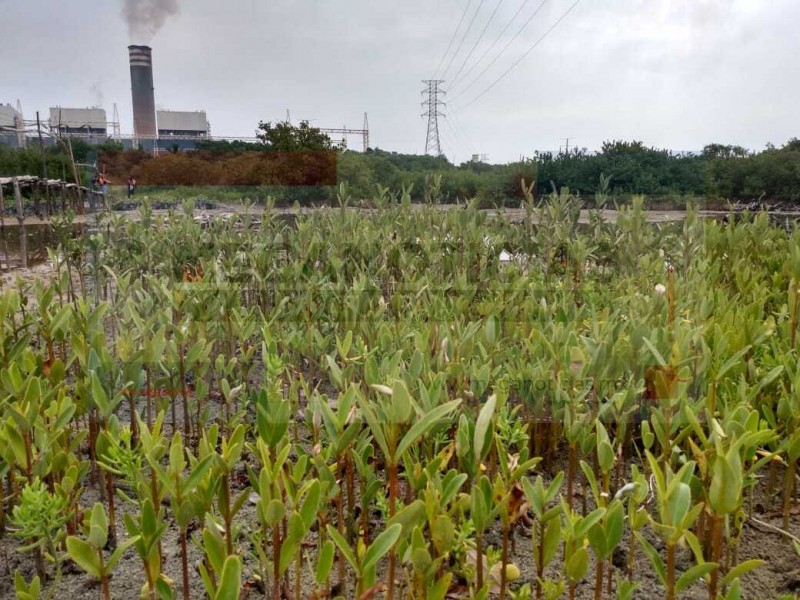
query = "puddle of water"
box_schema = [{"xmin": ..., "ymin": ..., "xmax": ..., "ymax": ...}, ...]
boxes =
[{"xmin": 0, "ymin": 223, "xmax": 85, "ymax": 270}]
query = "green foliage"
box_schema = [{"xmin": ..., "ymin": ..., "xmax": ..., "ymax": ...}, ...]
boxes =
[
  {"xmin": 1, "ymin": 190, "xmax": 799, "ymax": 600},
  {"xmin": 66, "ymin": 504, "xmax": 139, "ymax": 599},
  {"xmin": 256, "ymin": 120, "xmax": 334, "ymax": 152},
  {"xmin": 10, "ymin": 478, "xmax": 68, "ymax": 554}
]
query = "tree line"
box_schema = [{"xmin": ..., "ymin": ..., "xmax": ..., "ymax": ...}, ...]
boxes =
[{"xmin": 1, "ymin": 122, "xmax": 799, "ymax": 205}]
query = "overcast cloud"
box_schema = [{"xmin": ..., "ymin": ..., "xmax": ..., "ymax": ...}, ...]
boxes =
[{"xmin": 1, "ymin": 0, "xmax": 797, "ymax": 163}]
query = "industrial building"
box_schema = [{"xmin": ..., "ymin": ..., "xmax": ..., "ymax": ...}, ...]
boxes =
[
  {"xmin": 0, "ymin": 103, "xmax": 25, "ymax": 148},
  {"xmin": 157, "ymin": 110, "xmax": 209, "ymax": 137},
  {"xmin": 48, "ymin": 107, "xmax": 108, "ymax": 144},
  {"xmin": 155, "ymin": 110, "xmax": 209, "ymax": 150}
]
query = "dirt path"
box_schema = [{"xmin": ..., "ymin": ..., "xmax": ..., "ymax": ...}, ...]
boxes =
[{"xmin": 9, "ymin": 205, "xmax": 707, "ymax": 227}]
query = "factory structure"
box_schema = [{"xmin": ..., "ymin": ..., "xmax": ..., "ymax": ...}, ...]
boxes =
[
  {"xmin": 2, "ymin": 44, "xmax": 368, "ymax": 154},
  {"xmin": 49, "ymin": 107, "xmax": 109, "ymax": 144},
  {"xmin": 0, "ymin": 103, "xmax": 25, "ymax": 148}
]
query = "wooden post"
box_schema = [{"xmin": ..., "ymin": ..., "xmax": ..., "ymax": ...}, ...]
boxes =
[
  {"xmin": 13, "ymin": 177, "xmax": 24, "ymax": 225},
  {"xmin": 33, "ymin": 182, "xmax": 41, "ymax": 219},
  {"xmin": 45, "ymin": 182, "xmax": 51, "ymax": 220},
  {"xmin": 0, "ymin": 183, "xmax": 8, "ymax": 272},
  {"xmin": 18, "ymin": 224, "xmax": 27, "ymax": 269},
  {"xmin": 60, "ymin": 183, "xmax": 67, "ymax": 213}
]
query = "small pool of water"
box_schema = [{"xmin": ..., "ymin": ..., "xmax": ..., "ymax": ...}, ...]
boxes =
[{"xmin": 0, "ymin": 222, "xmax": 86, "ymax": 270}]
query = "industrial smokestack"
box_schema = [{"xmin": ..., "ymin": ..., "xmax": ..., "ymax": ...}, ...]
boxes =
[{"xmin": 128, "ymin": 45, "xmax": 157, "ymax": 141}]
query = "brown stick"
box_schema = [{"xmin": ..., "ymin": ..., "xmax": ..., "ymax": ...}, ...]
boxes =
[
  {"xmin": 180, "ymin": 528, "xmax": 190, "ymax": 600},
  {"xmin": 500, "ymin": 524, "xmax": 510, "ymax": 600}
]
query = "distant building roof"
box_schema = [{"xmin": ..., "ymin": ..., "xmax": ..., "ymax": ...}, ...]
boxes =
[
  {"xmin": 49, "ymin": 107, "xmax": 107, "ymax": 129},
  {"xmin": 0, "ymin": 104, "xmax": 20, "ymax": 128},
  {"xmin": 157, "ymin": 110, "xmax": 208, "ymax": 132}
]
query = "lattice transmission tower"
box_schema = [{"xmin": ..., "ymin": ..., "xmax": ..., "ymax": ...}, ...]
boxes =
[{"xmin": 421, "ymin": 80, "xmax": 446, "ymax": 156}]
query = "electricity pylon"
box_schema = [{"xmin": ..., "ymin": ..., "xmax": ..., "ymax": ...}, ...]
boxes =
[{"xmin": 421, "ymin": 80, "xmax": 445, "ymax": 156}]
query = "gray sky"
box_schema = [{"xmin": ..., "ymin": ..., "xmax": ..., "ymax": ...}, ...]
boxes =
[{"xmin": 1, "ymin": 0, "xmax": 798, "ymax": 163}]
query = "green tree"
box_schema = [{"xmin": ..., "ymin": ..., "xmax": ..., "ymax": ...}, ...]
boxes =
[{"xmin": 256, "ymin": 120, "xmax": 334, "ymax": 152}]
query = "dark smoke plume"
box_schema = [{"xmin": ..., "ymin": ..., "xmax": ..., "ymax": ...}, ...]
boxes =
[{"xmin": 121, "ymin": 0, "xmax": 180, "ymax": 43}]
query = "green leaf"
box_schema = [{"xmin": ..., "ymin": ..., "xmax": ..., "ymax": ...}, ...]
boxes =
[
  {"xmin": 141, "ymin": 498, "xmax": 158, "ymax": 536},
  {"xmin": 597, "ymin": 439, "xmax": 615, "ymax": 474},
  {"xmin": 390, "ymin": 379, "xmax": 414, "ymax": 424},
  {"xmin": 14, "ymin": 572, "xmax": 41, "ymax": 600},
  {"xmin": 579, "ymin": 461, "xmax": 600, "ymax": 506},
  {"xmin": 66, "ymin": 537, "xmax": 102, "ymax": 578},
  {"xmin": 429, "ymin": 573, "xmax": 452, "ymax": 600},
  {"xmin": 184, "ymin": 454, "xmax": 215, "ymax": 492},
  {"xmin": 641, "ymin": 338, "xmax": 667, "ymax": 367},
  {"xmin": 203, "ymin": 525, "xmax": 226, "ymax": 575},
  {"xmin": 386, "ymin": 498, "xmax": 425, "ymax": 538},
  {"xmin": 214, "ymin": 555, "xmax": 242, "ymax": 600},
  {"xmin": 3, "ymin": 424, "xmax": 27, "ymax": 467},
  {"xmin": 575, "ymin": 507, "xmax": 605, "ymax": 539},
  {"xmin": 605, "ymin": 502, "xmax": 624, "ymax": 555},
  {"xmin": 709, "ymin": 452, "xmax": 742, "ymax": 515},
  {"xmin": 316, "ymin": 540, "xmax": 335, "ymax": 585},
  {"xmin": 279, "ymin": 529, "xmax": 301, "ymax": 573},
  {"xmin": 299, "ymin": 480, "xmax": 321, "ymax": 528},
  {"xmin": 362, "ymin": 523, "xmax": 401, "ymax": 571},
  {"xmin": 356, "ymin": 393, "xmax": 390, "ymax": 460},
  {"xmin": 169, "ymin": 433, "xmax": 185, "ymax": 476},
  {"xmin": 441, "ymin": 471, "xmax": 467, "ymax": 506},
  {"xmin": 635, "ymin": 533, "xmax": 666, "ymax": 587},
  {"xmin": 431, "ymin": 514, "xmax": 456, "ymax": 554},
  {"xmin": 186, "ymin": 340, "xmax": 208, "ymax": 366},
  {"xmin": 90, "ymin": 371, "xmax": 110, "ymax": 416},
  {"xmin": 473, "ymin": 394, "xmax": 497, "ymax": 461},
  {"xmin": 396, "ymin": 399, "xmax": 461, "ymax": 458},
  {"xmin": 156, "ymin": 574, "xmax": 174, "ymax": 599},
  {"xmin": 723, "ymin": 577, "xmax": 741, "ymax": 600},
  {"xmin": 325, "ymin": 355, "xmax": 343, "ymax": 389},
  {"xmin": 411, "ymin": 547, "xmax": 433, "ymax": 576},
  {"xmin": 265, "ymin": 498, "xmax": 285, "ymax": 526},
  {"xmin": 667, "ymin": 482, "xmax": 692, "ymax": 528},
  {"xmin": 471, "ymin": 483, "xmax": 490, "ymax": 531},
  {"xmin": 721, "ymin": 559, "xmax": 766, "ymax": 586},
  {"xmin": 717, "ymin": 346, "xmax": 751, "ymax": 381},
  {"xmin": 326, "ymin": 524, "xmax": 357, "ymax": 570},
  {"xmin": 587, "ymin": 524, "xmax": 608, "ymax": 559},
  {"xmin": 676, "ymin": 562, "xmax": 718, "ymax": 593},
  {"xmin": 88, "ymin": 503, "xmax": 108, "ymax": 549},
  {"xmin": 565, "ymin": 546, "xmax": 589, "ymax": 582},
  {"xmin": 199, "ymin": 563, "xmax": 215, "ymax": 599},
  {"xmin": 542, "ymin": 517, "xmax": 561, "ymax": 568},
  {"xmin": 106, "ymin": 536, "xmax": 140, "ymax": 572}
]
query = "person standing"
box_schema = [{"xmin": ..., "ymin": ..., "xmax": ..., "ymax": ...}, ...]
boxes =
[
  {"xmin": 98, "ymin": 174, "xmax": 108, "ymax": 197},
  {"xmin": 127, "ymin": 176, "xmax": 137, "ymax": 198}
]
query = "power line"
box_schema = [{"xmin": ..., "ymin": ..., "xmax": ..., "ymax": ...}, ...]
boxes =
[
  {"xmin": 450, "ymin": 0, "xmax": 549, "ymax": 102},
  {"xmin": 449, "ymin": 0, "xmax": 536, "ymax": 90},
  {"xmin": 440, "ymin": 0, "xmax": 486, "ymax": 81},
  {"xmin": 448, "ymin": 0, "xmax": 507, "ymax": 88},
  {"xmin": 454, "ymin": 0, "xmax": 583, "ymax": 111},
  {"xmin": 433, "ymin": 0, "xmax": 474, "ymax": 79},
  {"xmin": 450, "ymin": 111, "xmax": 476, "ymax": 155},
  {"xmin": 445, "ymin": 114, "xmax": 473, "ymax": 158},
  {"xmin": 442, "ymin": 117, "xmax": 468, "ymax": 161}
]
